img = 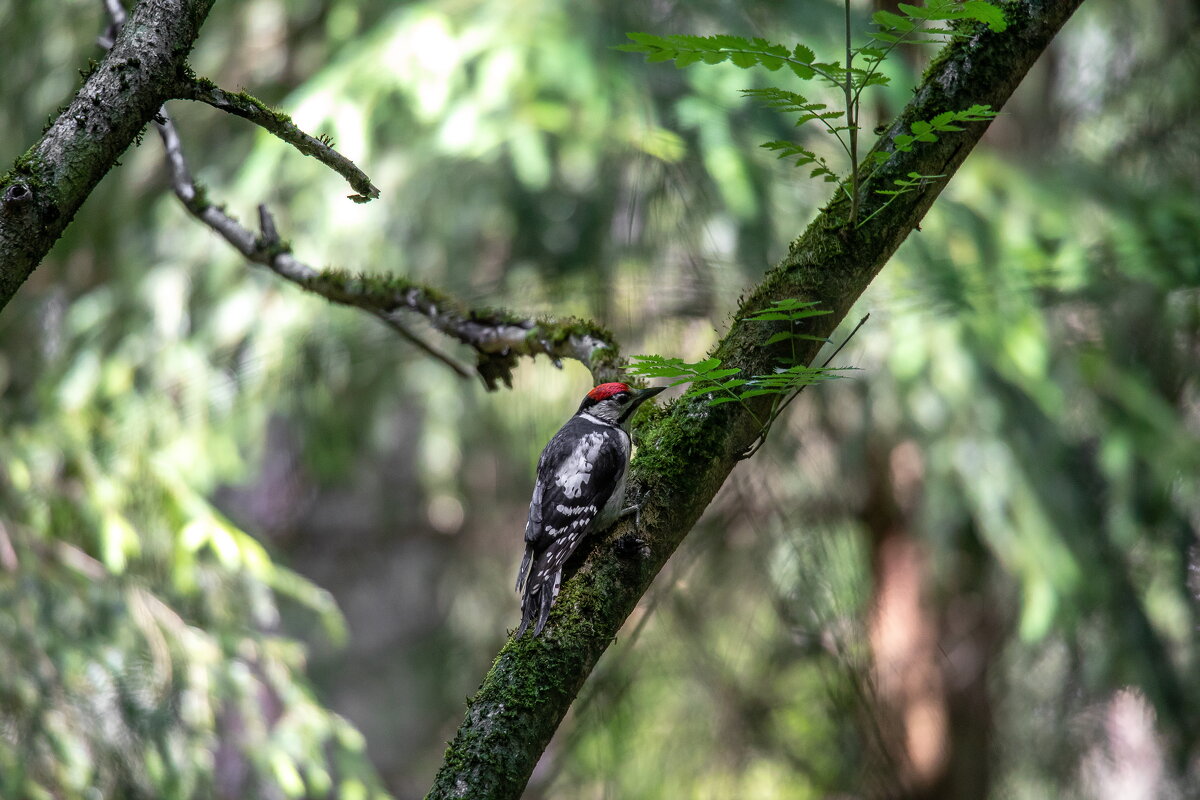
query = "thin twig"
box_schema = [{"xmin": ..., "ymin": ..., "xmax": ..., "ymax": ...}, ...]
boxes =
[
  {"xmin": 178, "ymin": 79, "xmax": 379, "ymax": 203},
  {"xmin": 821, "ymin": 312, "xmax": 869, "ymax": 368},
  {"xmin": 739, "ymin": 312, "xmax": 870, "ymax": 460}
]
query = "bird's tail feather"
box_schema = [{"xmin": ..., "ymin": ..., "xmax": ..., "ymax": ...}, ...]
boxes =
[
  {"xmin": 515, "ymin": 547, "xmax": 533, "ymax": 592},
  {"xmin": 516, "ymin": 552, "xmax": 562, "ymax": 637}
]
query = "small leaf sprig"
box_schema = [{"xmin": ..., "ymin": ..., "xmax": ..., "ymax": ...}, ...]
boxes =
[
  {"xmin": 629, "ymin": 300, "xmax": 867, "ymax": 458},
  {"xmin": 618, "ymin": 1, "xmax": 1007, "ymax": 227}
]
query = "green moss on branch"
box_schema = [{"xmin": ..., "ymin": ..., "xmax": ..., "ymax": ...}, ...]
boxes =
[{"xmin": 297, "ymin": 268, "xmax": 621, "ymax": 389}]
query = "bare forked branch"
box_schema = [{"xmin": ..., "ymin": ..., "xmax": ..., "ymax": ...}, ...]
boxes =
[
  {"xmin": 156, "ymin": 109, "xmax": 620, "ymax": 386},
  {"xmin": 152, "ymin": 111, "xmax": 472, "ymax": 376},
  {"xmin": 91, "ymin": 0, "xmax": 621, "ymax": 388}
]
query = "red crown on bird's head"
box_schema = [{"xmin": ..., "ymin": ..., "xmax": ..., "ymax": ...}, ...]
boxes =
[{"xmin": 587, "ymin": 382, "xmax": 631, "ymax": 401}]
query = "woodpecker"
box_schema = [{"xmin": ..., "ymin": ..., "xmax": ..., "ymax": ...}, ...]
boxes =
[{"xmin": 515, "ymin": 381, "xmax": 665, "ymax": 637}]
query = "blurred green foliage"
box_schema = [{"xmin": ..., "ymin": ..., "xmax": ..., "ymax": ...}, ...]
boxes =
[{"xmin": 1, "ymin": 0, "xmax": 1198, "ymax": 798}]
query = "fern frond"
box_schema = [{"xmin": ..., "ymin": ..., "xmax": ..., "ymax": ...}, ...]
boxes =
[{"xmin": 619, "ymin": 33, "xmax": 829, "ymax": 81}]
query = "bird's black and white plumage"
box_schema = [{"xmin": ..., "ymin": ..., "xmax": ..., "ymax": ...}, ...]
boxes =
[{"xmin": 515, "ymin": 382, "xmax": 664, "ymax": 637}]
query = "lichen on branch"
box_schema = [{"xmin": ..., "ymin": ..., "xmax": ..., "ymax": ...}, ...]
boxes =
[{"xmin": 298, "ymin": 269, "xmax": 622, "ymax": 389}]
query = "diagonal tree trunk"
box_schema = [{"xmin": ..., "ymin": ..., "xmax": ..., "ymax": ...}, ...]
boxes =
[{"xmin": 425, "ymin": 2, "xmax": 1087, "ymax": 798}]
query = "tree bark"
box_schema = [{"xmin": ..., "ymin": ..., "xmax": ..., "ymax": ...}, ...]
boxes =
[
  {"xmin": 0, "ymin": 0, "xmax": 215, "ymax": 311},
  {"xmin": 425, "ymin": 2, "xmax": 1087, "ymax": 798}
]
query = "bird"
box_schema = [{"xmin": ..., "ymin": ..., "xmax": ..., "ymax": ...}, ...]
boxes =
[{"xmin": 515, "ymin": 381, "xmax": 665, "ymax": 637}]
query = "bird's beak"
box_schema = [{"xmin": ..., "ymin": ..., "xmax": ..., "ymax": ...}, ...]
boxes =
[
  {"xmin": 618, "ymin": 385, "xmax": 665, "ymax": 425},
  {"xmin": 632, "ymin": 385, "xmax": 666, "ymax": 408}
]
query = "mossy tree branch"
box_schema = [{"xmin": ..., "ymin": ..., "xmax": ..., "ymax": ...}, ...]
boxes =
[
  {"xmin": 0, "ymin": 0, "xmax": 217, "ymax": 312},
  {"xmin": 155, "ymin": 108, "xmax": 619, "ymax": 387},
  {"xmin": 296, "ymin": 268, "xmax": 623, "ymax": 388},
  {"xmin": 160, "ymin": 74, "xmax": 615, "ymax": 384},
  {"xmin": 425, "ymin": 2, "xmax": 1087, "ymax": 798},
  {"xmin": 177, "ymin": 77, "xmax": 380, "ymax": 203}
]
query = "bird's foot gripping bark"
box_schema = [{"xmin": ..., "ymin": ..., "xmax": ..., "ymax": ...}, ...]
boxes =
[{"xmin": 618, "ymin": 485, "xmax": 649, "ymax": 529}]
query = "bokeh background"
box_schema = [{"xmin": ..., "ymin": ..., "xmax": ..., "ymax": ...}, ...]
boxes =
[{"xmin": 1, "ymin": 0, "xmax": 1198, "ymax": 798}]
